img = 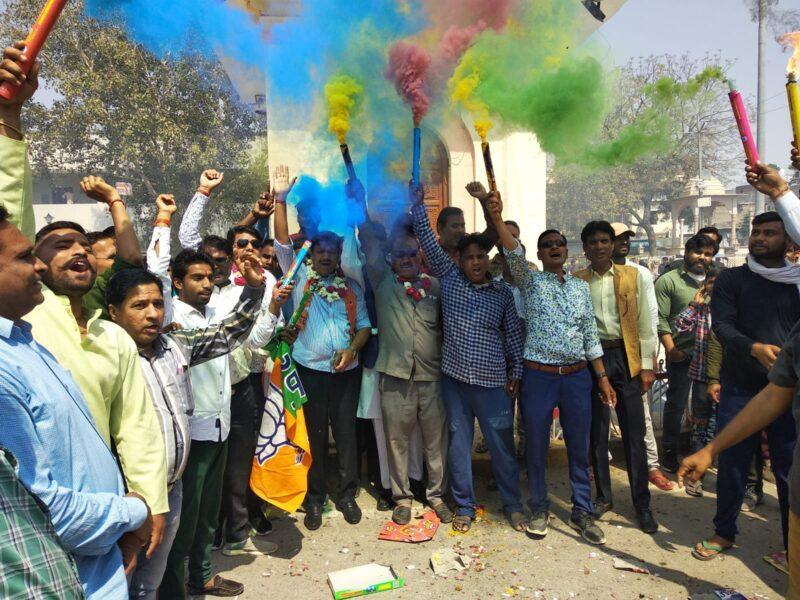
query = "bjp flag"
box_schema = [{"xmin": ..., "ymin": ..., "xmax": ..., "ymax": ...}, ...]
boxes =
[{"xmin": 250, "ymin": 340, "xmax": 312, "ymax": 513}]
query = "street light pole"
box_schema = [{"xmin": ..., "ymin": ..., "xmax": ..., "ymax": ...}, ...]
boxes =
[{"xmin": 755, "ymin": 0, "xmax": 767, "ymax": 216}]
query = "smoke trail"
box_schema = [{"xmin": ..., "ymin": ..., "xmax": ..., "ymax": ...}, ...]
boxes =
[
  {"xmin": 386, "ymin": 42, "xmax": 433, "ymax": 125},
  {"xmin": 779, "ymin": 31, "xmax": 800, "ymax": 76},
  {"xmin": 287, "ymin": 175, "xmax": 365, "ymax": 236},
  {"xmin": 325, "ymin": 75, "xmax": 364, "ymax": 144},
  {"xmin": 84, "ymin": 0, "xmax": 267, "ymax": 66}
]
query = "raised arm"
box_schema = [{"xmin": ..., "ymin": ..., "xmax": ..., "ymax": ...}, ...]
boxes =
[
  {"xmin": 483, "ymin": 187, "xmax": 532, "ymax": 291},
  {"xmin": 236, "ymin": 191, "xmax": 275, "ymax": 232},
  {"xmin": 80, "ymin": 176, "xmax": 142, "ymax": 266},
  {"xmin": 746, "ymin": 160, "xmax": 800, "ymax": 244},
  {"xmin": 358, "ymin": 220, "xmax": 389, "ymax": 289},
  {"xmin": 146, "ymin": 194, "xmax": 176, "ymax": 323},
  {"xmin": 410, "ymin": 184, "xmax": 455, "ymax": 279},
  {"xmin": 171, "ymin": 266, "xmax": 287, "ymax": 365},
  {"xmin": 0, "ymin": 43, "xmax": 39, "ymax": 238},
  {"xmin": 178, "ymin": 169, "xmax": 223, "ymax": 250}
]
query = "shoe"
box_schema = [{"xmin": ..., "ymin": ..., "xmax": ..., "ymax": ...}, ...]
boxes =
[
  {"xmin": 763, "ymin": 460, "xmax": 775, "ymax": 484},
  {"xmin": 211, "ymin": 528, "xmax": 223, "ymax": 551},
  {"xmin": 222, "ymin": 538, "xmax": 278, "ymax": 557},
  {"xmin": 251, "ymin": 514, "xmax": 273, "ymax": 536},
  {"xmin": 648, "ymin": 469, "xmax": 675, "ymax": 491},
  {"xmin": 593, "ymin": 499, "xmax": 613, "ymax": 519},
  {"xmin": 187, "ymin": 575, "xmax": 244, "ymax": 597},
  {"xmin": 741, "ymin": 487, "xmax": 763, "ymax": 512},
  {"xmin": 304, "ymin": 504, "xmax": 323, "ymax": 531},
  {"xmin": 661, "ymin": 454, "xmax": 679, "ymax": 474},
  {"xmin": 338, "ymin": 500, "xmax": 362, "ymax": 525},
  {"xmin": 684, "ymin": 478, "xmax": 703, "ymax": 497},
  {"xmin": 526, "ymin": 512, "xmax": 549, "ymax": 537},
  {"xmin": 431, "ymin": 502, "xmax": 454, "ymax": 524},
  {"xmin": 569, "ymin": 512, "xmax": 606, "ymax": 545},
  {"xmin": 637, "ymin": 509, "xmax": 659, "ymax": 534},
  {"xmin": 392, "ymin": 505, "xmax": 412, "ymax": 525},
  {"xmin": 376, "ymin": 494, "xmax": 393, "ymax": 512}
]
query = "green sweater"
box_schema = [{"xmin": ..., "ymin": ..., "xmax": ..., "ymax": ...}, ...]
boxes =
[{"xmin": 655, "ymin": 268, "xmax": 703, "ymax": 355}]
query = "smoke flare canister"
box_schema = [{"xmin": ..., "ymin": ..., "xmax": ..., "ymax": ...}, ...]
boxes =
[
  {"xmin": 0, "ymin": 0, "xmax": 69, "ymax": 101},
  {"xmin": 412, "ymin": 127, "xmax": 422, "ymax": 186},
  {"xmin": 481, "ymin": 142, "xmax": 498, "ymax": 193},
  {"xmin": 281, "ymin": 240, "xmax": 312, "ymax": 288},
  {"xmin": 788, "ymin": 74, "xmax": 800, "ymax": 154},
  {"xmin": 288, "ymin": 289, "xmax": 314, "ymax": 329},
  {"xmin": 339, "ymin": 143, "xmax": 357, "ymax": 181},
  {"xmin": 727, "ymin": 80, "xmax": 760, "ymax": 170}
]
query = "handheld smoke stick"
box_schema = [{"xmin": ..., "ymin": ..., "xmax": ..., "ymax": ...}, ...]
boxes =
[
  {"xmin": 0, "ymin": 0, "xmax": 69, "ymax": 101},
  {"xmin": 727, "ymin": 80, "xmax": 760, "ymax": 170},
  {"xmin": 787, "ymin": 73, "xmax": 800, "ymax": 154},
  {"xmin": 281, "ymin": 240, "xmax": 312, "ymax": 288},
  {"xmin": 481, "ymin": 141, "xmax": 498, "ymax": 193},
  {"xmin": 339, "ymin": 143, "xmax": 357, "ymax": 181},
  {"xmin": 412, "ymin": 127, "xmax": 422, "ymax": 186}
]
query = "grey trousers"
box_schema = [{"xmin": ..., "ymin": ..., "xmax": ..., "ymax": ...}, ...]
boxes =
[{"xmin": 380, "ymin": 375, "xmax": 448, "ymax": 506}]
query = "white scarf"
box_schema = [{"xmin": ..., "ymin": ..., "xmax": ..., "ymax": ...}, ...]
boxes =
[{"xmin": 746, "ymin": 254, "xmax": 800, "ymax": 296}]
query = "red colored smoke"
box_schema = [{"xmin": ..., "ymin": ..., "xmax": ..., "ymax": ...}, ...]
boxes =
[{"xmin": 386, "ymin": 41, "xmax": 433, "ymax": 125}]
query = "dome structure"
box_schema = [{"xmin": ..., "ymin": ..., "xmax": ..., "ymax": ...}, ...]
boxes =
[{"xmin": 679, "ymin": 176, "xmax": 727, "ymax": 198}]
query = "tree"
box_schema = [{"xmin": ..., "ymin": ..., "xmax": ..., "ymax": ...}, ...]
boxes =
[
  {"xmin": 0, "ymin": 0, "xmax": 265, "ymax": 232},
  {"xmin": 547, "ymin": 53, "xmax": 739, "ymax": 255}
]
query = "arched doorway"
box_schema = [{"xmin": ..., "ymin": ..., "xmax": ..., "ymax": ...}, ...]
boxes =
[{"xmin": 365, "ymin": 128, "xmax": 450, "ymax": 232}]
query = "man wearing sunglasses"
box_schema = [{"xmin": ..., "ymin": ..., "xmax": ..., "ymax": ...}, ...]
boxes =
[{"xmin": 486, "ymin": 196, "xmax": 614, "ymax": 545}]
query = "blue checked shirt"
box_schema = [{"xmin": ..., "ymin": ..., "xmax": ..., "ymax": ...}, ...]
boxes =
[
  {"xmin": 504, "ymin": 242, "xmax": 603, "ymax": 365},
  {"xmin": 412, "ymin": 203, "xmax": 523, "ymax": 387},
  {"xmin": 0, "ymin": 316, "xmax": 148, "ymax": 600}
]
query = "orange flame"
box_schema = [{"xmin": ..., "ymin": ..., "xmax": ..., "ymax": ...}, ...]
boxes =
[{"xmin": 778, "ymin": 31, "xmax": 800, "ymax": 77}]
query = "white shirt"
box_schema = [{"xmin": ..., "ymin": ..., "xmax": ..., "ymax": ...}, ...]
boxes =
[
  {"xmin": 623, "ymin": 258, "xmax": 659, "ymax": 340},
  {"xmin": 774, "ymin": 189, "xmax": 800, "ymax": 247},
  {"xmin": 170, "ymin": 299, "xmax": 231, "ymax": 442}
]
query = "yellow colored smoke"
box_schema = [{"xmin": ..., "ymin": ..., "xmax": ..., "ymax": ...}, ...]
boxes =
[
  {"xmin": 325, "ymin": 75, "xmax": 364, "ymax": 144},
  {"xmin": 450, "ymin": 64, "xmax": 493, "ymax": 141},
  {"xmin": 779, "ymin": 31, "xmax": 800, "ymax": 77}
]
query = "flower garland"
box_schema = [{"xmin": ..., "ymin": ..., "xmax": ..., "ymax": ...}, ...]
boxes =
[
  {"xmin": 400, "ymin": 273, "xmax": 432, "ymax": 302},
  {"xmin": 306, "ymin": 264, "xmax": 349, "ymax": 302}
]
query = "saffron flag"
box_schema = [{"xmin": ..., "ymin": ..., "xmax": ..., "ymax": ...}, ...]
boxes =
[{"xmin": 250, "ymin": 339, "xmax": 312, "ymax": 513}]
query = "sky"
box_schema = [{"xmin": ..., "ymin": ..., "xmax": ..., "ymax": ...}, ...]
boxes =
[{"xmin": 593, "ymin": 0, "xmax": 797, "ymax": 181}]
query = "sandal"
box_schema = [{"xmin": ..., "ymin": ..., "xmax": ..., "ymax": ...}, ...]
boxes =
[
  {"xmin": 507, "ymin": 511, "xmax": 528, "ymax": 532},
  {"xmin": 452, "ymin": 515, "xmax": 473, "ymax": 533},
  {"xmin": 431, "ymin": 502, "xmax": 454, "ymax": 524},
  {"xmin": 692, "ymin": 539, "xmax": 732, "ymax": 561}
]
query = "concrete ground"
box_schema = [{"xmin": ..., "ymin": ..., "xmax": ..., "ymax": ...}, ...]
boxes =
[{"xmin": 209, "ymin": 443, "xmax": 787, "ymax": 600}]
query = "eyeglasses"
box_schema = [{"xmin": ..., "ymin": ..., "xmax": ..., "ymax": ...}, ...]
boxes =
[
  {"xmin": 539, "ymin": 239, "xmax": 567, "ymax": 249},
  {"xmin": 391, "ymin": 250, "xmax": 418, "ymax": 259},
  {"xmin": 235, "ymin": 238, "xmax": 262, "ymax": 249}
]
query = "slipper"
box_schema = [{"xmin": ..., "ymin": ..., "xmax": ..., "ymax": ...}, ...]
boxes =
[
  {"xmin": 691, "ymin": 539, "xmax": 732, "ymax": 561},
  {"xmin": 452, "ymin": 515, "xmax": 473, "ymax": 533},
  {"xmin": 507, "ymin": 511, "xmax": 528, "ymax": 532}
]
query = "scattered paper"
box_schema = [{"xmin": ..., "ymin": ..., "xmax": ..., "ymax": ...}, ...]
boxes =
[
  {"xmin": 612, "ymin": 557, "xmax": 650, "ymax": 574},
  {"xmin": 430, "ymin": 548, "xmax": 470, "ymax": 577}
]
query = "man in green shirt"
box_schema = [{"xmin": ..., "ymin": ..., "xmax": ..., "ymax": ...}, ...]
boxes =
[
  {"xmin": 654, "ymin": 235, "xmax": 716, "ymax": 472},
  {"xmin": 0, "ymin": 50, "xmax": 169, "ymax": 551}
]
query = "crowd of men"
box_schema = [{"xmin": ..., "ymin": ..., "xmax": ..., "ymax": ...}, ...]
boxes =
[{"xmin": 2, "ymin": 42, "xmax": 800, "ymax": 600}]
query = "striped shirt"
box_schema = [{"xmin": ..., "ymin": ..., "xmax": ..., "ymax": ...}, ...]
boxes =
[
  {"xmin": 139, "ymin": 284, "xmax": 265, "ymax": 483},
  {"xmin": 275, "ymin": 242, "xmax": 371, "ymax": 373},
  {"xmin": 412, "ymin": 203, "xmax": 524, "ymax": 388},
  {"xmin": 0, "ymin": 447, "xmax": 84, "ymax": 600}
]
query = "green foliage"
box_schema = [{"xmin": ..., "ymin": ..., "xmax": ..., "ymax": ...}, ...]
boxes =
[
  {"xmin": 548, "ymin": 54, "xmax": 740, "ymax": 254},
  {"xmin": 0, "ymin": 0, "xmax": 265, "ymax": 226}
]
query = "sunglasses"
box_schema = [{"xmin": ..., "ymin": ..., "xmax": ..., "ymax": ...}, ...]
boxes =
[
  {"xmin": 235, "ymin": 238, "xmax": 262, "ymax": 249},
  {"xmin": 539, "ymin": 239, "xmax": 567, "ymax": 250}
]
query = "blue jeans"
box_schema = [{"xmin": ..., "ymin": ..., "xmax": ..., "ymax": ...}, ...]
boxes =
[
  {"xmin": 520, "ymin": 367, "xmax": 593, "ymax": 517},
  {"xmin": 713, "ymin": 385, "xmax": 796, "ymax": 548},
  {"xmin": 442, "ymin": 375, "xmax": 522, "ymax": 518},
  {"xmin": 130, "ymin": 481, "xmax": 183, "ymax": 599}
]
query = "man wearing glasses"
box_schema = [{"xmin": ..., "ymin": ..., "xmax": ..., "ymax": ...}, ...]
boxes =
[{"xmin": 486, "ymin": 197, "xmax": 615, "ymax": 545}]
